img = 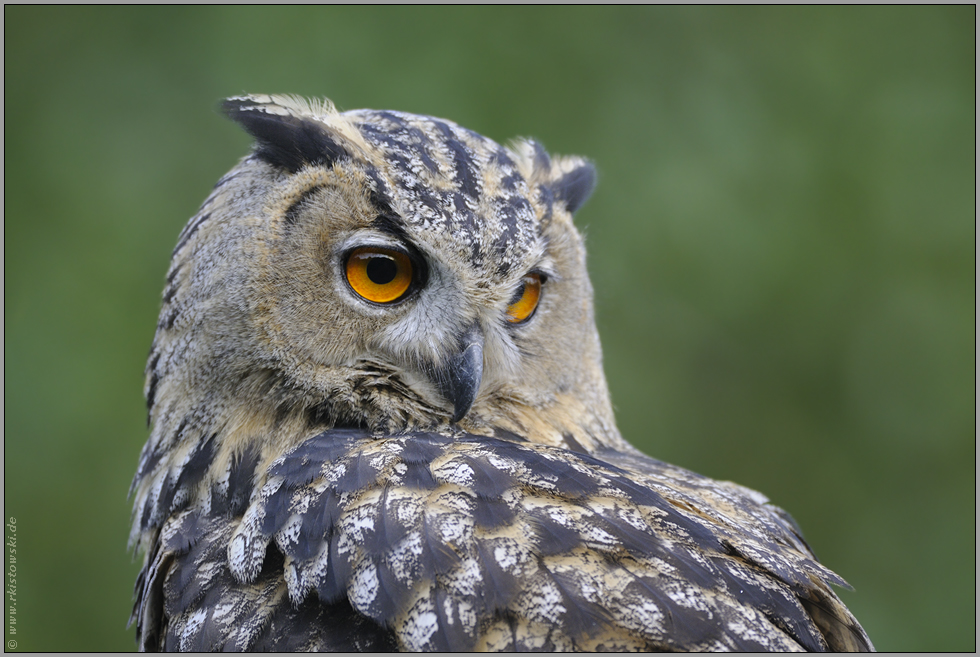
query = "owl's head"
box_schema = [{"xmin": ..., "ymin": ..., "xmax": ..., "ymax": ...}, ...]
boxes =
[{"xmin": 144, "ymin": 95, "xmax": 624, "ymax": 480}]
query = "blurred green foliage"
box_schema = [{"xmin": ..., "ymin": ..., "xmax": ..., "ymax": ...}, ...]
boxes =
[{"xmin": 4, "ymin": 6, "xmax": 974, "ymax": 651}]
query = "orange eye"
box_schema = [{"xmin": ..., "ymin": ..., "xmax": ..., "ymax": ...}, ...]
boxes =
[
  {"xmin": 345, "ymin": 247, "xmax": 413, "ymax": 303},
  {"xmin": 505, "ymin": 274, "xmax": 542, "ymax": 323}
]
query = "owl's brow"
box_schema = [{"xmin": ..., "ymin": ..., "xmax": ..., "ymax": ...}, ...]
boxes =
[
  {"xmin": 370, "ymin": 211, "xmax": 412, "ymax": 245},
  {"xmin": 364, "ymin": 167, "xmax": 399, "ymax": 216}
]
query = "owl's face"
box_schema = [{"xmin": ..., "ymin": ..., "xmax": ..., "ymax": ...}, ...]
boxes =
[{"xmin": 150, "ymin": 95, "xmax": 619, "ymax": 456}]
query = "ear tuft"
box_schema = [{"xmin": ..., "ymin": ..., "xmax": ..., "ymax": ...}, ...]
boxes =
[
  {"xmin": 222, "ymin": 95, "xmax": 350, "ymax": 173},
  {"xmin": 551, "ymin": 160, "xmax": 597, "ymax": 214}
]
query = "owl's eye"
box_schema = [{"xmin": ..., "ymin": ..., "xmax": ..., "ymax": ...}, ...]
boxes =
[
  {"xmin": 345, "ymin": 246, "xmax": 414, "ymax": 303},
  {"xmin": 505, "ymin": 273, "xmax": 543, "ymax": 324}
]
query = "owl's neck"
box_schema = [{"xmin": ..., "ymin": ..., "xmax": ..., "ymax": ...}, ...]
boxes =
[{"xmin": 131, "ymin": 355, "xmax": 628, "ymax": 550}]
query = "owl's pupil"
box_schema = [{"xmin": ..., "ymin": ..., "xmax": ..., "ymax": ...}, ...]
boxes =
[{"xmin": 367, "ymin": 257, "xmax": 397, "ymax": 285}]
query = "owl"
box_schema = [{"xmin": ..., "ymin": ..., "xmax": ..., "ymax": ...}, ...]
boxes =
[{"xmin": 129, "ymin": 94, "xmax": 873, "ymax": 652}]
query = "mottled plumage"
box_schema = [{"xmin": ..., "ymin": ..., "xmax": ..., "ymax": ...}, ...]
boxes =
[{"xmin": 130, "ymin": 95, "xmax": 873, "ymax": 651}]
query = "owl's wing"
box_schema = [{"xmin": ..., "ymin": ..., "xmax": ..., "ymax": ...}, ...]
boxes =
[{"xmin": 134, "ymin": 428, "xmax": 872, "ymax": 651}]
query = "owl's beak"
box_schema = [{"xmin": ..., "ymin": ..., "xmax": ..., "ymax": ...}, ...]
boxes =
[{"xmin": 437, "ymin": 324, "xmax": 484, "ymax": 423}]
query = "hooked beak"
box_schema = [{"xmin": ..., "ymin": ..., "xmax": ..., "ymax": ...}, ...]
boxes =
[{"xmin": 435, "ymin": 324, "xmax": 484, "ymax": 423}]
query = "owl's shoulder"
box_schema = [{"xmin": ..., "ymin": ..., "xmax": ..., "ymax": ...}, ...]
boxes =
[{"xmin": 134, "ymin": 427, "xmax": 871, "ymax": 651}]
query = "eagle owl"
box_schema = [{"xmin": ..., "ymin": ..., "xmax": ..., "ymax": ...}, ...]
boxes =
[{"xmin": 130, "ymin": 95, "xmax": 873, "ymax": 652}]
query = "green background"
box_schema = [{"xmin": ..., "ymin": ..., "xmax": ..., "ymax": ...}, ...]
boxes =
[{"xmin": 4, "ymin": 6, "xmax": 974, "ymax": 651}]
